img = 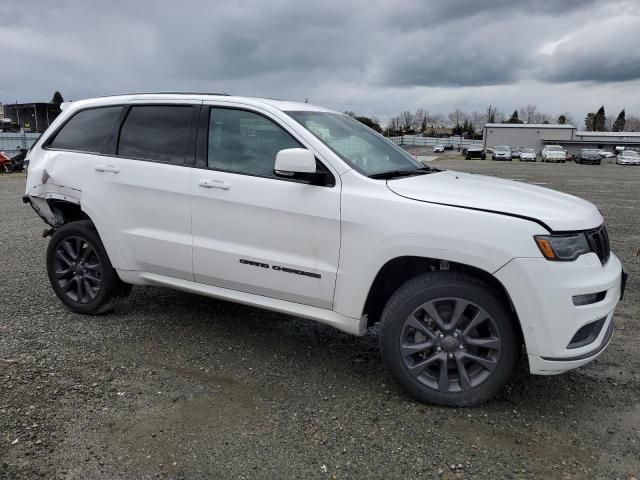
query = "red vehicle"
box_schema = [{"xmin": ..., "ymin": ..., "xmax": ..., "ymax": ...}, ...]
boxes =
[{"xmin": 0, "ymin": 151, "xmax": 12, "ymax": 173}]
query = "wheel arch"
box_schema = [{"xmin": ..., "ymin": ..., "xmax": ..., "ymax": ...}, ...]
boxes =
[
  {"xmin": 362, "ymin": 256, "xmax": 525, "ymax": 346},
  {"xmin": 41, "ymin": 198, "xmax": 131, "ymax": 270}
]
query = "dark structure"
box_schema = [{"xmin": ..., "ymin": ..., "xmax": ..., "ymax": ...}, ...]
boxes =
[{"xmin": 3, "ymin": 103, "xmax": 62, "ymax": 133}]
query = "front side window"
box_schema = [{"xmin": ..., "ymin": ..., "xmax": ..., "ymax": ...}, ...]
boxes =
[
  {"xmin": 117, "ymin": 105, "xmax": 192, "ymax": 163},
  {"xmin": 286, "ymin": 111, "xmax": 422, "ymax": 176},
  {"xmin": 49, "ymin": 106, "xmax": 122, "ymax": 153},
  {"xmin": 207, "ymin": 108, "xmax": 301, "ymax": 178}
]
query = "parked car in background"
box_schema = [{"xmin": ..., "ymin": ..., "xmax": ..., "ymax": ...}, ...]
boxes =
[
  {"xmin": 22, "ymin": 93, "xmax": 626, "ymax": 406},
  {"xmin": 598, "ymin": 150, "xmax": 614, "ymax": 158},
  {"xmin": 519, "ymin": 148, "xmax": 536, "ymax": 162},
  {"xmin": 492, "ymin": 145, "xmax": 512, "ymax": 161},
  {"xmin": 617, "ymin": 150, "xmax": 640, "ymax": 165},
  {"xmin": 576, "ymin": 149, "xmax": 602, "ymax": 165},
  {"xmin": 433, "ymin": 144, "xmax": 445, "ymax": 153},
  {"xmin": 541, "ymin": 145, "xmax": 567, "ymax": 163},
  {"xmin": 511, "ymin": 147, "xmax": 521, "ymax": 159},
  {"xmin": 464, "ymin": 144, "xmax": 486, "ymax": 160}
]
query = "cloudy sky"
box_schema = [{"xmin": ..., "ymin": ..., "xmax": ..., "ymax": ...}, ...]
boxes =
[{"xmin": 2, "ymin": 0, "xmax": 640, "ymax": 126}]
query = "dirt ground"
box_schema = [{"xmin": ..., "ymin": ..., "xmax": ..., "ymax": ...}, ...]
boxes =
[{"xmin": 1, "ymin": 157, "xmax": 638, "ymax": 479}]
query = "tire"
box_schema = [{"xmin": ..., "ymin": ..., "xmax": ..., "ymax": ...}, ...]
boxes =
[
  {"xmin": 1, "ymin": 163, "xmax": 12, "ymax": 173},
  {"xmin": 379, "ymin": 271, "xmax": 519, "ymax": 406},
  {"xmin": 46, "ymin": 220, "xmax": 129, "ymax": 314}
]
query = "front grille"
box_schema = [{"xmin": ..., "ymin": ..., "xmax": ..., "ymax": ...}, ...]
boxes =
[
  {"xmin": 586, "ymin": 225, "xmax": 610, "ymax": 265},
  {"xmin": 568, "ymin": 317, "xmax": 606, "ymax": 349}
]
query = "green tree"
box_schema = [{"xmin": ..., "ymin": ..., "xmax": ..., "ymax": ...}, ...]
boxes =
[
  {"xmin": 594, "ymin": 106, "xmax": 606, "ymax": 131},
  {"xmin": 354, "ymin": 115, "xmax": 382, "ymax": 133},
  {"xmin": 505, "ymin": 110, "xmax": 523, "ymax": 124},
  {"xmin": 584, "ymin": 112, "xmax": 595, "ymax": 131},
  {"xmin": 51, "ymin": 91, "xmax": 64, "ymax": 106},
  {"xmin": 557, "ymin": 114, "xmax": 567, "ymax": 124},
  {"xmin": 612, "ymin": 109, "xmax": 626, "ymax": 132}
]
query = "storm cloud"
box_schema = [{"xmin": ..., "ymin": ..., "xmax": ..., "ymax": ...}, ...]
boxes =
[{"xmin": 1, "ymin": 0, "xmax": 640, "ymax": 123}]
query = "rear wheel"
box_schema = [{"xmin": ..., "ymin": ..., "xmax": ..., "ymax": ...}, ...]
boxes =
[
  {"xmin": 379, "ymin": 272, "xmax": 519, "ymax": 406},
  {"xmin": 47, "ymin": 220, "xmax": 129, "ymax": 314},
  {"xmin": 1, "ymin": 163, "xmax": 12, "ymax": 173}
]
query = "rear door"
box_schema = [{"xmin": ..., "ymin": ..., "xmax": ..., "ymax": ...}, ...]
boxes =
[
  {"xmin": 190, "ymin": 104, "xmax": 341, "ymax": 309},
  {"xmin": 85, "ymin": 102, "xmax": 199, "ymax": 280}
]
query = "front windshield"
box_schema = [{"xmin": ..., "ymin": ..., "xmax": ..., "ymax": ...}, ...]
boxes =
[
  {"xmin": 521, "ymin": 148, "xmax": 535, "ymax": 153},
  {"xmin": 624, "ymin": 150, "xmax": 639, "ymax": 157},
  {"xmin": 546, "ymin": 146, "xmax": 563, "ymax": 151},
  {"xmin": 286, "ymin": 111, "xmax": 422, "ymax": 176}
]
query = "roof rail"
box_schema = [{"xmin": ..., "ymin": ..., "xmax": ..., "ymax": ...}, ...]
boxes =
[{"xmin": 94, "ymin": 91, "xmax": 230, "ymax": 98}]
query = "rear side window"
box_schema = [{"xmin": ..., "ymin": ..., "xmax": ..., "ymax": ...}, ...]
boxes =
[
  {"xmin": 117, "ymin": 106, "xmax": 192, "ymax": 164},
  {"xmin": 49, "ymin": 106, "xmax": 122, "ymax": 153}
]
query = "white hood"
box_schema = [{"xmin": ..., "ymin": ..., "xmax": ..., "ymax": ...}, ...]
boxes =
[{"xmin": 387, "ymin": 170, "xmax": 603, "ymax": 232}]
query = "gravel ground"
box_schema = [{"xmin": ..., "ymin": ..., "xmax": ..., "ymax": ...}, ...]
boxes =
[{"xmin": 1, "ymin": 158, "xmax": 638, "ymax": 480}]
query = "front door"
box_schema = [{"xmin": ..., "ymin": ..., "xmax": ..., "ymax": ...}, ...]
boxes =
[{"xmin": 191, "ymin": 105, "xmax": 341, "ymax": 309}]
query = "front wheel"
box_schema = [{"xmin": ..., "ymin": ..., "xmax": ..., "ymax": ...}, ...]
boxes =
[
  {"xmin": 379, "ymin": 272, "xmax": 519, "ymax": 406},
  {"xmin": 46, "ymin": 220, "xmax": 129, "ymax": 314}
]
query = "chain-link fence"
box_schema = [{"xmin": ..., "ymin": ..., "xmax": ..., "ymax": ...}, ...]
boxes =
[{"xmin": 388, "ymin": 135, "xmax": 483, "ymax": 148}]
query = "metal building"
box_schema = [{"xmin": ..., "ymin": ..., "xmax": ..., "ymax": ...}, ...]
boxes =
[
  {"xmin": 2, "ymin": 102, "xmax": 61, "ymax": 133},
  {"xmin": 483, "ymin": 123, "xmax": 640, "ymax": 154},
  {"xmin": 483, "ymin": 123, "xmax": 575, "ymax": 152}
]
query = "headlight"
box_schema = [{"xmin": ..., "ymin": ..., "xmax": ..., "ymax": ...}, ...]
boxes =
[{"xmin": 534, "ymin": 233, "xmax": 591, "ymax": 261}]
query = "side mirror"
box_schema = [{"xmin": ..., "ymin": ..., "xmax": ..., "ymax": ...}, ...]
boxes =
[
  {"xmin": 274, "ymin": 148, "xmax": 316, "ymax": 175},
  {"xmin": 273, "ymin": 148, "xmax": 333, "ymax": 186}
]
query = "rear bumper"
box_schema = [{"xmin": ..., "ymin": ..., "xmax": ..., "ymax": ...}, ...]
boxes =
[{"xmin": 494, "ymin": 253, "xmax": 623, "ymax": 375}]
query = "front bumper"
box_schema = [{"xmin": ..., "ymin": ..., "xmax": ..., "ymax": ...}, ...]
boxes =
[{"xmin": 494, "ymin": 252, "xmax": 623, "ymax": 375}]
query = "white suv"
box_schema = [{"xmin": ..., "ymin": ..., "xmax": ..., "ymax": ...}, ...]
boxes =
[
  {"xmin": 541, "ymin": 145, "xmax": 567, "ymax": 163},
  {"xmin": 24, "ymin": 94, "xmax": 626, "ymax": 406}
]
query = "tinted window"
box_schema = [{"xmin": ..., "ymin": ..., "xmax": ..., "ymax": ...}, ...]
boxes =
[
  {"xmin": 118, "ymin": 106, "xmax": 192, "ymax": 163},
  {"xmin": 208, "ymin": 108, "xmax": 300, "ymax": 178},
  {"xmin": 49, "ymin": 106, "xmax": 121, "ymax": 153}
]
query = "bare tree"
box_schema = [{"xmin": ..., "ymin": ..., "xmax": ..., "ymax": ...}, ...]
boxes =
[
  {"xmin": 386, "ymin": 116, "xmax": 401, "ymax": 135},
  {"xmin": 486, "ymin": 105, "xmax": 505, "ymax": 123},
  {"xmin": 448, "ymin": 108, "xmax": 466, "ymax": 128},
  {"xmin": 532, "ymin": 111, "xmax": 552, "ymax": 124},
  {"xmin": 604, "ymin": 116, "xmax": 614, "ymax": 131},
  {"xmin": 486, "ymin": 105, "xmax": 497, "ymax": 123},
  {"xmin": 399, "ymin": 111, "xmax": 416, "ymax": 133},
  {"xmin": 413, "ymin": 108, "xmax": 428, "ymax": 133},
  {"xmin": 625, "ymin": 114, "xmax": 640, "ymax": 131},
  {"xmin": 468, "ymin": 110, "xmax": 487, "ymax": 135},
  {"xmin": 518, "ymin": 104, "xmax": 538, "ymax": 123},
  {"xmin": 427, "ymin": 112, "xmax": 445, "ymax": 129}
]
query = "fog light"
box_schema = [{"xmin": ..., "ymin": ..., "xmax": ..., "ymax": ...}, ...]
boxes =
[{"xmin": 572, "ymin": 292, "xmax": 606, "ymax": 306}]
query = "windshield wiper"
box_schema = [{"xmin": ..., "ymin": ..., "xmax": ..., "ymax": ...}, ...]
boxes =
[{"xmin": 368, "ymin": 166, "xmax": 437, "ymax": 180}]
